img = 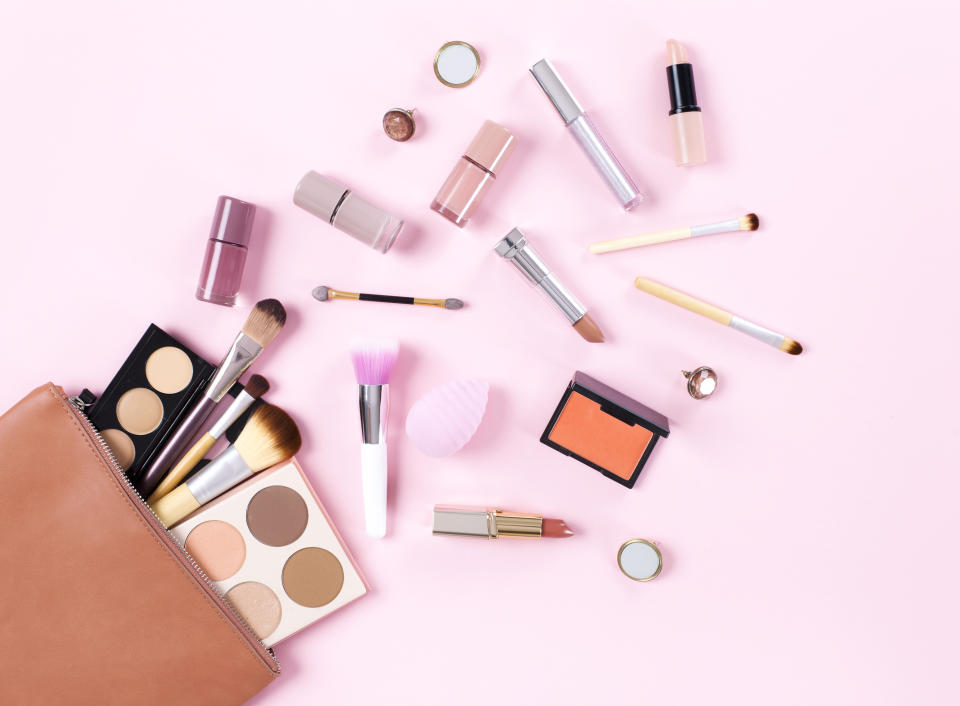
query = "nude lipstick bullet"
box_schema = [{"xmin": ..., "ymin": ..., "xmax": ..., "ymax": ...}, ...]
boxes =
[
  {"xmin": 432, "ymin": 506, "xmax": 574, "ymax": 539},
  {"xmin": 666, "ymin": 39, "xmax": 707, "ymax": 166},
  {"xmin": 494, "ymin": 228, "xmax": 605, "ymax": 343}
]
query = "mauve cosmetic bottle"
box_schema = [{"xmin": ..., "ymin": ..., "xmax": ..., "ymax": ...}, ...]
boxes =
[
  {"xmin": 430, "ymin": 120, "xmax": 517, "ymax": 228},
  {"xmin": 294, "ymin": 171, "xmax": 403, "ymax": 253},
  {"xmin": 196, "ymin": 196, "xmax": 256, "ymax": 307}
]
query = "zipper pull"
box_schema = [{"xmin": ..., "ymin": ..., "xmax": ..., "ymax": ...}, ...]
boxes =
[{"xmin": 68, "ymin": 388, "xmax": 98, "ymax": 412}]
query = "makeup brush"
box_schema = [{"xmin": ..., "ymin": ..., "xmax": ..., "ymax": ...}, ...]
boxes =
[
  {"xmin": 351, "ymin": 339, "xmax": 398, "ymax": 539},
  {"xmin": 634, "ymin": 277, "xmax": 802, "ymax": 355},
  {"xmin": 146, "ymin": 375, "xmax": 270, "ymax": 504},
  {"xmin": 136, "ymin": 299, "xmax": 286, "ymax": 497},
  {"xmin": 150, "ymin": 404, "xmax": 301, "ymax": 528},
  {"xmin": 313, "ymin": 285, "xmax": 463, "ymax": 310},
  {"xmin": 589, "ymin": 214, "xmax": 759, "ymax": 254}
]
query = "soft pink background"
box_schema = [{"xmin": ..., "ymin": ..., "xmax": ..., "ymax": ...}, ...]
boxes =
[{"xmin": 1, "ymin": 1, "xmax": 958, "ymax": 704}]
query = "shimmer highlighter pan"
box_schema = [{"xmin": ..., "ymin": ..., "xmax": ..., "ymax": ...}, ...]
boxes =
[
  {"xmin": 169, "ymin": 459, "xmax": 367, "ymax": 647},
  {"xmin": 541, "ymin": 371, "xmax": 669, "ymax": 488},
  {"xmin": 88, "ymin": 325, "xmax": 214, "ymax": 480}
]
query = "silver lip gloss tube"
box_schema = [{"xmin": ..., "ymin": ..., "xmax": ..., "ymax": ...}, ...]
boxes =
[{"xmin": 530, "ymin": 59, "xmax": 644, "ymax": 211}]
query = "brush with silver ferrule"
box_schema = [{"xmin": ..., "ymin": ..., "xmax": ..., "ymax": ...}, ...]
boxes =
[
  {"xmin": 634, "ymin": 277, "xmax": 803, "ymax": 355},
  {"xmin": 150, "ymin": 404, "xmax": 301, "ymax": 528},
  {"xmin": 135, "ymin": 299, "xmax": 287, "ymax": 497},
  {"xmin": 494, "ymin": 228, "xmax": 604, "ymax": 343},
  {"xmin": 351, "ymin": 339, "xmax": 399, "ymax": 538},
  {"xmin": 146, "ymin": 374, "xmax": 270, "ymax": 503},
  {"xmin": 313, "ymin": 285, "xmax": 463, "ymax": 310},
  {"xmin": 590, "ymin": 214, "xmax": 759, "ymax": 254}
]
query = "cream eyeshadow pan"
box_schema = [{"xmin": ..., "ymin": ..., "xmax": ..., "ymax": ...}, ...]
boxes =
[{"xmin": 170, "ymin": 459, "xmax": 367, "ymax": 647}]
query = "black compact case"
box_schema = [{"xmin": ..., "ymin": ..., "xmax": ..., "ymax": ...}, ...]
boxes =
[{"xmin": 88, "ymin": 324, "xmax": 214, "ymax": 481}]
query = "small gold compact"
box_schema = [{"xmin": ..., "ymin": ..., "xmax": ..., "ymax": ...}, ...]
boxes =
[
  {"xmin": 618, "ymin": 539, "xmax": 663, "ymax": 581},
  {"xmin": 433, "ymin": 41, "xmax": 481, "ymax": 88}
]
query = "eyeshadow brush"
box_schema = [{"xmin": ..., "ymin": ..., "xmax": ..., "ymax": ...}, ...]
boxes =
[
  {"xmin": 589, "ymin": 213, "xmax": 759, "ymax": 253},
  {"xmin": 350, "ymin": 339, "xmax": 398, "ymax": 539},
  {"xmin": 147, "ymin": 374, "xmax": 269, "ymax": 504},
  {"xmin": 150, "ymin": 404, "xmax": 302, "ymax": 528},
  {"xmin": 634, "ymin": 277, "xmax": 803, "ymax": 355},
  {"xmin": 313, "ymin": 285, "xmax": 463, "ymax": 310},
  {"xmin": 135, "ymin": 299, "xmax": 287, "ymax": 497}
]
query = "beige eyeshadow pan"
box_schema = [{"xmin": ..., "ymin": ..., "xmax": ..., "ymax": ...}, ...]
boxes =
[
  {"xmin": 225, "ymin": 582, "xmax": 282, "ymax": 640},
  {"xmin": 145, "ymin": 346, "xmax": 194, "ymax": 394},
  {"xmin": 101, "ymin": 428, "xmax": 136, "ymax": 470},
  {"xmin": 115, "ymin": 387, "xmax": 164, "ymax": 435}
]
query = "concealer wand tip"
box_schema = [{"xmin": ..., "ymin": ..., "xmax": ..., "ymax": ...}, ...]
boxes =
[{"xmin": 542, "ymin": 518, "xmax": 574, "ymax": 538}]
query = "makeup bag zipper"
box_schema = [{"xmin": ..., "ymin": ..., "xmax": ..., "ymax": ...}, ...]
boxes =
[{"xmin": 65, "ymin": 389, "xmax": 280, "ymax": 673}]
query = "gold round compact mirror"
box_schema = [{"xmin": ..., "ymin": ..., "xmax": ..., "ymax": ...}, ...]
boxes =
[{"xmin": 434, "ymin": 41, "xmax": 481, "ymax": 88}]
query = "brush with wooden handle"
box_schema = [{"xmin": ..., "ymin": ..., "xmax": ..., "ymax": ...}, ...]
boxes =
[
  {"xmin": 135, "ymin": 298, "xmax": 287, "ymax": 497},
  {"xmin": 150, "ymin": 403, "xmax": 301, "ymax": 528},
  {"xmin": 147, "ymin": 374, "xmax": 269, "ymax": 504},
  {"xmin": 590, "ymin": 213, "xmax": 758, "ymax": 254},
  {"xmin": 634, "ymin": 277, "xmax": 802, "ymax": 355}
]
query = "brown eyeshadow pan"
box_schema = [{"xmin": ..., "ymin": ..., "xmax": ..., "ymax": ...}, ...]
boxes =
[
  {"xmin": 282, "ymin": 547, "xmax": 344, "ymax": 608},
  {"xmin": 246, "ymin": 485, "xmax": 309, "ymax": 547}
]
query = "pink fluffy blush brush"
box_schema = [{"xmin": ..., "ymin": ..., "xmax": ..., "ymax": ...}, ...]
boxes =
[{"xmin": 350, "ymin": 339, "xmax": 399, "ymax": 538}]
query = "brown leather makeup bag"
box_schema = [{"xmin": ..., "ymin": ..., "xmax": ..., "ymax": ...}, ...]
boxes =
[{"xmin": 0, "ymin": 384, "xmax": 279, "ymax": 705}]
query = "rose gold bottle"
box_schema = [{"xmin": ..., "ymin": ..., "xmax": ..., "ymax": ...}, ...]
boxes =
[{"xmin": 430, "ymin": 120, "xmax": 516, "ymax": 228}]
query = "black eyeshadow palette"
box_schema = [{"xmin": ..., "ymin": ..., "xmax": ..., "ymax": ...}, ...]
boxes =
[{"xmin": 88, "ymin": 324, "xmax": 214, "ymax": 480}]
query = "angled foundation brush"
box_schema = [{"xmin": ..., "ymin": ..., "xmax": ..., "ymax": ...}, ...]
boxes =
[
  {"xmin": 136, "ymin": 299, "xmax": 287, "ymax": 497},
  {"xmin": 634, "ymin": 277, "xmax": 802, "ymax": 355},
  {"xmin": 150, "ymin": 403, "xmax": 301, "ymax": 528},
  {"xmin": 350, "ymin": 339, "xmax": 399, "ymax": 538},
  {"xmin": 147, "ymin": 374, "xmax": 270, "ymax": 503},
  {"xmin": 313, "ymin": 285, "xmax": 463, "ymax": 310},
  {"xmin": 590, "ymin": 214, "xmax": 758, "ymax": 254}
]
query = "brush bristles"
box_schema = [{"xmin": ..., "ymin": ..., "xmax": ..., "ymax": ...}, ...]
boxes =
[
  {"xmin": 234, "ymin": 404, "xmax": 302, "ymax": 471},
  {"xmin": 243, "ymin": 374, "xmax": 270, "ymax": 400},
  {"xmin": 242, "ymin": 298, "xmax": 287, "ymax": 346},
  {"xmin": 350, "ymin": 339, "xmax": 399, "ymax": 385},
  {"xmin": 312, "ymin": 286, "xmax": 330, "ymax": 302},
  {"xmin": 444, "ymin": 299, "xmax": 464, "ymax": 310},
  {"xmin": 780, "ymin": 338, "xmax": 803, "ymax": 355},
  {"xmin": 739, "ymin": 213, "xmax": 759, "ymax": 231}
]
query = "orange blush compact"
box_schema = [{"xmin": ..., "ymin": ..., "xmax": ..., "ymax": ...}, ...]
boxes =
[{"xmin": 541, "ymin": 371, "xmax": 670, "ymax": 489}]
